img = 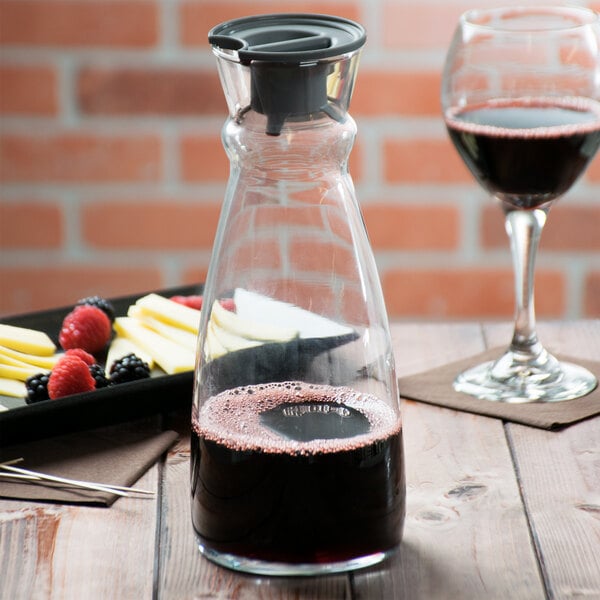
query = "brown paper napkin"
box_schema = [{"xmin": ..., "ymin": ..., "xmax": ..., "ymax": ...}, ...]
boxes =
[
  {"xmin": 0, "ymin": 420, "xmax": 178, "ymax": 506},
  {"xmin": 399, "ymin": 348, "xmax": 600, "ymax": 429}
]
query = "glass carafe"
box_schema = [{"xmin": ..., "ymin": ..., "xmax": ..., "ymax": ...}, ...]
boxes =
[{"xmin": 191, "ymin": 14, "xmax": 405, "ymax": 576}]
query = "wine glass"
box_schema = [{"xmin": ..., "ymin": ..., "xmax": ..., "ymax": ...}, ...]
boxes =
[{"xmin": 441, "ymin": 6, "xmax": 600, "ymax": 403}]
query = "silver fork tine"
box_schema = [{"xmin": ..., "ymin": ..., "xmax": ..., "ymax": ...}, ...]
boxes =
[{"xmin": 0, "ymin": 460, "xmax": 155, "ymax": 497}]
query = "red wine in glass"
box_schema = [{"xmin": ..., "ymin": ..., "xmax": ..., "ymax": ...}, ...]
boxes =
[
  {"xmin": 442, "ymin": 6, "xmax": 600, "ymax": 403},
  {"xmin": 191, "ymin": 382, "xmax": 405, "ymax": 572},
  {"xmin": 445, "ymin": 97, "xmax": 600, "ymax": 209}
]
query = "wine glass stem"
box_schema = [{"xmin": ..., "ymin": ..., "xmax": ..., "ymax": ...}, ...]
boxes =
[{"xmin": 504, "ymin": 207, "xmax": 548, "ymax": 359}]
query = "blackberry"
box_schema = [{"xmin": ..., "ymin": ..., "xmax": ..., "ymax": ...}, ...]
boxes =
[
  {"xmin": 25, "ymin": 372, "xmax": 50, "ymax": 404},
  {"xmin": 76, "ymin": 295, "xmax": 116, "ymax": 323},
  {"xmin": 109, "ymin": 353, "xmax": 151, "ymax": 385},
  {"xmin": 90, "ymin": 363, "xmax": 111, "ymax": 389}
]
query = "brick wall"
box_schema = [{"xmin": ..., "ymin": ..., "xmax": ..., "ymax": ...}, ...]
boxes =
[{"xmin": 1, "ymin": 0, "xmax": 599, "ymax": 319}]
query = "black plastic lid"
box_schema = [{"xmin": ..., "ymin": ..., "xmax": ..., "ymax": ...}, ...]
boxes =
[
  {"xmin": 208, "ymin": 14, "xmax": 366, "ymax": 135},
  {"xmin": 208, "ymin": 13, "xmax": 366, "ymax": 63}
]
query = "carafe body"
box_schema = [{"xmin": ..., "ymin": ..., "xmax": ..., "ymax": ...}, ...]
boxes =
[{"xmin": 191, "ymin": 14, "xmax": 405, "ymax": 576}]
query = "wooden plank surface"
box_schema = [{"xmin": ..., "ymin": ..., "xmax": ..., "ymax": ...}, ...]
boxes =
[
  {"xmin": 484, "ymin": 321, "xmax": 600, "ymax": 600},
  {"xmin": 0, "ymin": 466, "xmax": 159, "ymax": 600},
  {"xmin": 351, "ymin": 323, "xmax": 545, "ymax": 599},
  {"xmin": 1, "ymin": 321, "xmax": 598, "ymax": 599}
]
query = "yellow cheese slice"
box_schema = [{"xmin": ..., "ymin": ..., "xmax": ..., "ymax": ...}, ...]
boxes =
[
  {"xmin": 134, "ymin": 293, "xmax": 200, "ymax": 334},
  {"xmin": 0, "ymin": 362, "xmax": 43, "ymax": 381},
  {"xmin": 0, "ymin": 377, "xmax": 27, "ymax": 398},
  {"xmin": 114, "ymin": 317, "xmax": 196, "ymax": 375},
  {"xmin": 0, "ymin": 345, "xmax": 59, "ymax": 370},
  {"xmin": 0, "ymin": 324, "xmax": 56, "ymax": 356},
  {"xmin": 105, "ymin": 336, "xmax": 155, "ymax": 374},
  {"xmin": 128, "ymin": 306, "xmax": 198, "ymax": 352}
]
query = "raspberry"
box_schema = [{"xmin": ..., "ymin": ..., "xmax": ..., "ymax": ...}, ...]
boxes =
[
  {"xmin": 170, "ymin": 294, "xmax": 236, "ymax": 312},
  {"xmin": 89, "ymin": 363, "xmax": 110, "ymax": 389},
  {"xmin": 64, "ymin": 348, "xmax": 96, "ymax": 366},
  {"xmin": 48, "ymin": 356, "xmax": 96, "ymax": 400},
  {"xmin": 76, "ymin": 295, "xmax": 116, "ymax": 323},
  {"xmin": 219, "ymin": 298, "xmax": 236, "ymax": 312},
  {"xmin": 59, "ymin": 305, "xmax": 112, "ymax": 354},
  {"xmin": 170, "ymin": 295, "xmax": 203, "ymax": 310},
  {"xmin": 109, "ymin": 353, "xmax": 151, "ymax": 384},
  {"xmin": 25, "ymin": 372, "xmax": 50, "ymax": 404}
]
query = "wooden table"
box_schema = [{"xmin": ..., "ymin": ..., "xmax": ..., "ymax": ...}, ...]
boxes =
[{"xmin": 1, "ymin": 320, "xmax": 599, "ymax": 599}]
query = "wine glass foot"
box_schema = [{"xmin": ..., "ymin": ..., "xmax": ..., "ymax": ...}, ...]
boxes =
[{"xmin": 453, "ymin": 349, "xmax": 598, "ymax": 403}]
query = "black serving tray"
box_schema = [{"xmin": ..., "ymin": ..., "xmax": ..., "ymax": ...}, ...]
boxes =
[
  {"xmin": 0, "ymin": 285, "xmax": 359, "ymax": 446},
  {"xmin": 0, "ymin": 285, "xmax": 200, "ymax": 445}
]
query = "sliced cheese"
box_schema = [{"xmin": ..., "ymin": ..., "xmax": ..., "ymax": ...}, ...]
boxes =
[
  {"xmin": 114, "ymin": 317, "xmax": 196, "ymax": 375},
  {"xmin": 105, "ymin": 336, "xmax": 155, "ymax": 374},
  {"xmin": 0, "ymin": 377, "xmax": 27, "ymax": 398},
  {"xmin": 209, "ymin": 321, "xmax": 263, "ymax": 353},
  {"xmin": 128, "ymin": 306, "xmax": 198, "ymax": 352},
  {"xmin": 0, "ymin": 345, "xmax": 59, "ymax": 370},
  {"xmin": 0, "ymin": 324, "xmax": 56, "ymax": 356},
  {"xmin": 205, "ymin": 322, "xmax": 228, "ymax": 360},
  {"xmin": 211, "ymin": 299, "xmax": 299, "ymax": 342},
  {"xmin": 134, "ymin": 293, "xmax": 200, "ymax": 334},
  {"xmin": 234, "ymin": 288, "xmax": 354, "ymax": 339},
  {"xmin": 0, "ymin": 362, "xmax": 44, "ymax": 381}
]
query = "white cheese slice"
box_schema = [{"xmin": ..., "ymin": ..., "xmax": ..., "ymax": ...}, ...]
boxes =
[
  {"xmin": 211, "ymin": 299, "xmax": 298, "ymax": 342},
  {"xmin": 234, "ymin": 288, "xmax": 355, "ymax": 339},
  {"xmin": 209, "ymin": 321, "xmax": 263, "ymax": 353},
  {"xmin": 205, "ymin": 322, "xmax": 228, "ymax": 360}
]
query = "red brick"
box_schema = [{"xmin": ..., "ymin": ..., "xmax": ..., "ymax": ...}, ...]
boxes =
[
  {"xmin": 182, "ymin": 266, "xmax": 210, "ymax": 287},
  {"xmin": 180, "ymin": 1, "xmax": 361, "ymax": 46},
  {"xmin": 353, "ymin": 71, "xmax": 441, "ymax": 116},
  {"xmin": 0, "ymin": 201, "xmax": 63, "ymax": 249},
  {"xmin": 340, "ymin": 285, "xmax": 370, "ymax": 324},
  {"xmin": 0, "ymin": 65, "xmax": 58, "ymax": 115},
  {"xmin": 583, "ymin": 272, "xmax": 600, "ymax": 317},
  {"xmin": 383, "ymin": 138, "xmax": 472, "ymax": 183},
  {"xmin": 227, "ymin": 239, "xmax": 282, "ymax": 272},
  {"xmin": 363, "ymin": 204, "xmax": 459, "ymax": 250},
  {"xmin": 0, "ymin": 267, "xmax": 163, "ymax": 316},
  {"xmin": 289, "ymin": 238, "xmax": 359, "ymax": 280},
  {"xmin": 181, "ymin": 136, "xmax": 360, "ymax": 186},
  {"xmin": 0, "ymin": 1, "xmax": 158, "ymax": 48},
  {"xmin": 583, "ymin": 153, "xmax": 600, "ymax": 182},
  {"xmin": 382, "ymin": 268, "xmax": 565, "ymax": 318},
  {"xmin": 78, "ymin": 68, "xmax": 223, "ymax": 115},
  {"xmin": 254, "ymin": 205, "xmax": 326, "ymax": 229},
  {"xmin": 83, "ymin": 201, "xmax": 221, "ymax": 249},
  {"xmin": 180, "ymin": 136, "xmax": 228, "ymax": 182},
  {"xmin": 0, "ymin": 133, "xmax": 162, "ymax": 183},
  {"xmin": 481, "ymin": 204, "xmax": 600, "ymax": 251},
  {"xmin": 349, "ymin": 139, "xmax": 363, "ymax": 183},
  {"xmin": 382, "ymin": 3, "xmax": 467, "ymax": 49}
]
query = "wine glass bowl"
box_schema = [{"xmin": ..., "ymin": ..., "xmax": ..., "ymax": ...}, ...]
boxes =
[{"xmin": 442, "ymin": 6, "xmax": 600, "ymax": 402}]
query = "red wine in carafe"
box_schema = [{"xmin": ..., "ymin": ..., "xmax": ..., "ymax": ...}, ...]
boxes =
[
  {"xmin": 445, "ymin": 98, "xmax": 600, "ymax": 208},
  {"xmin": 191, "ymin": 382, "xmax": 405, "ymax": 565}
]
